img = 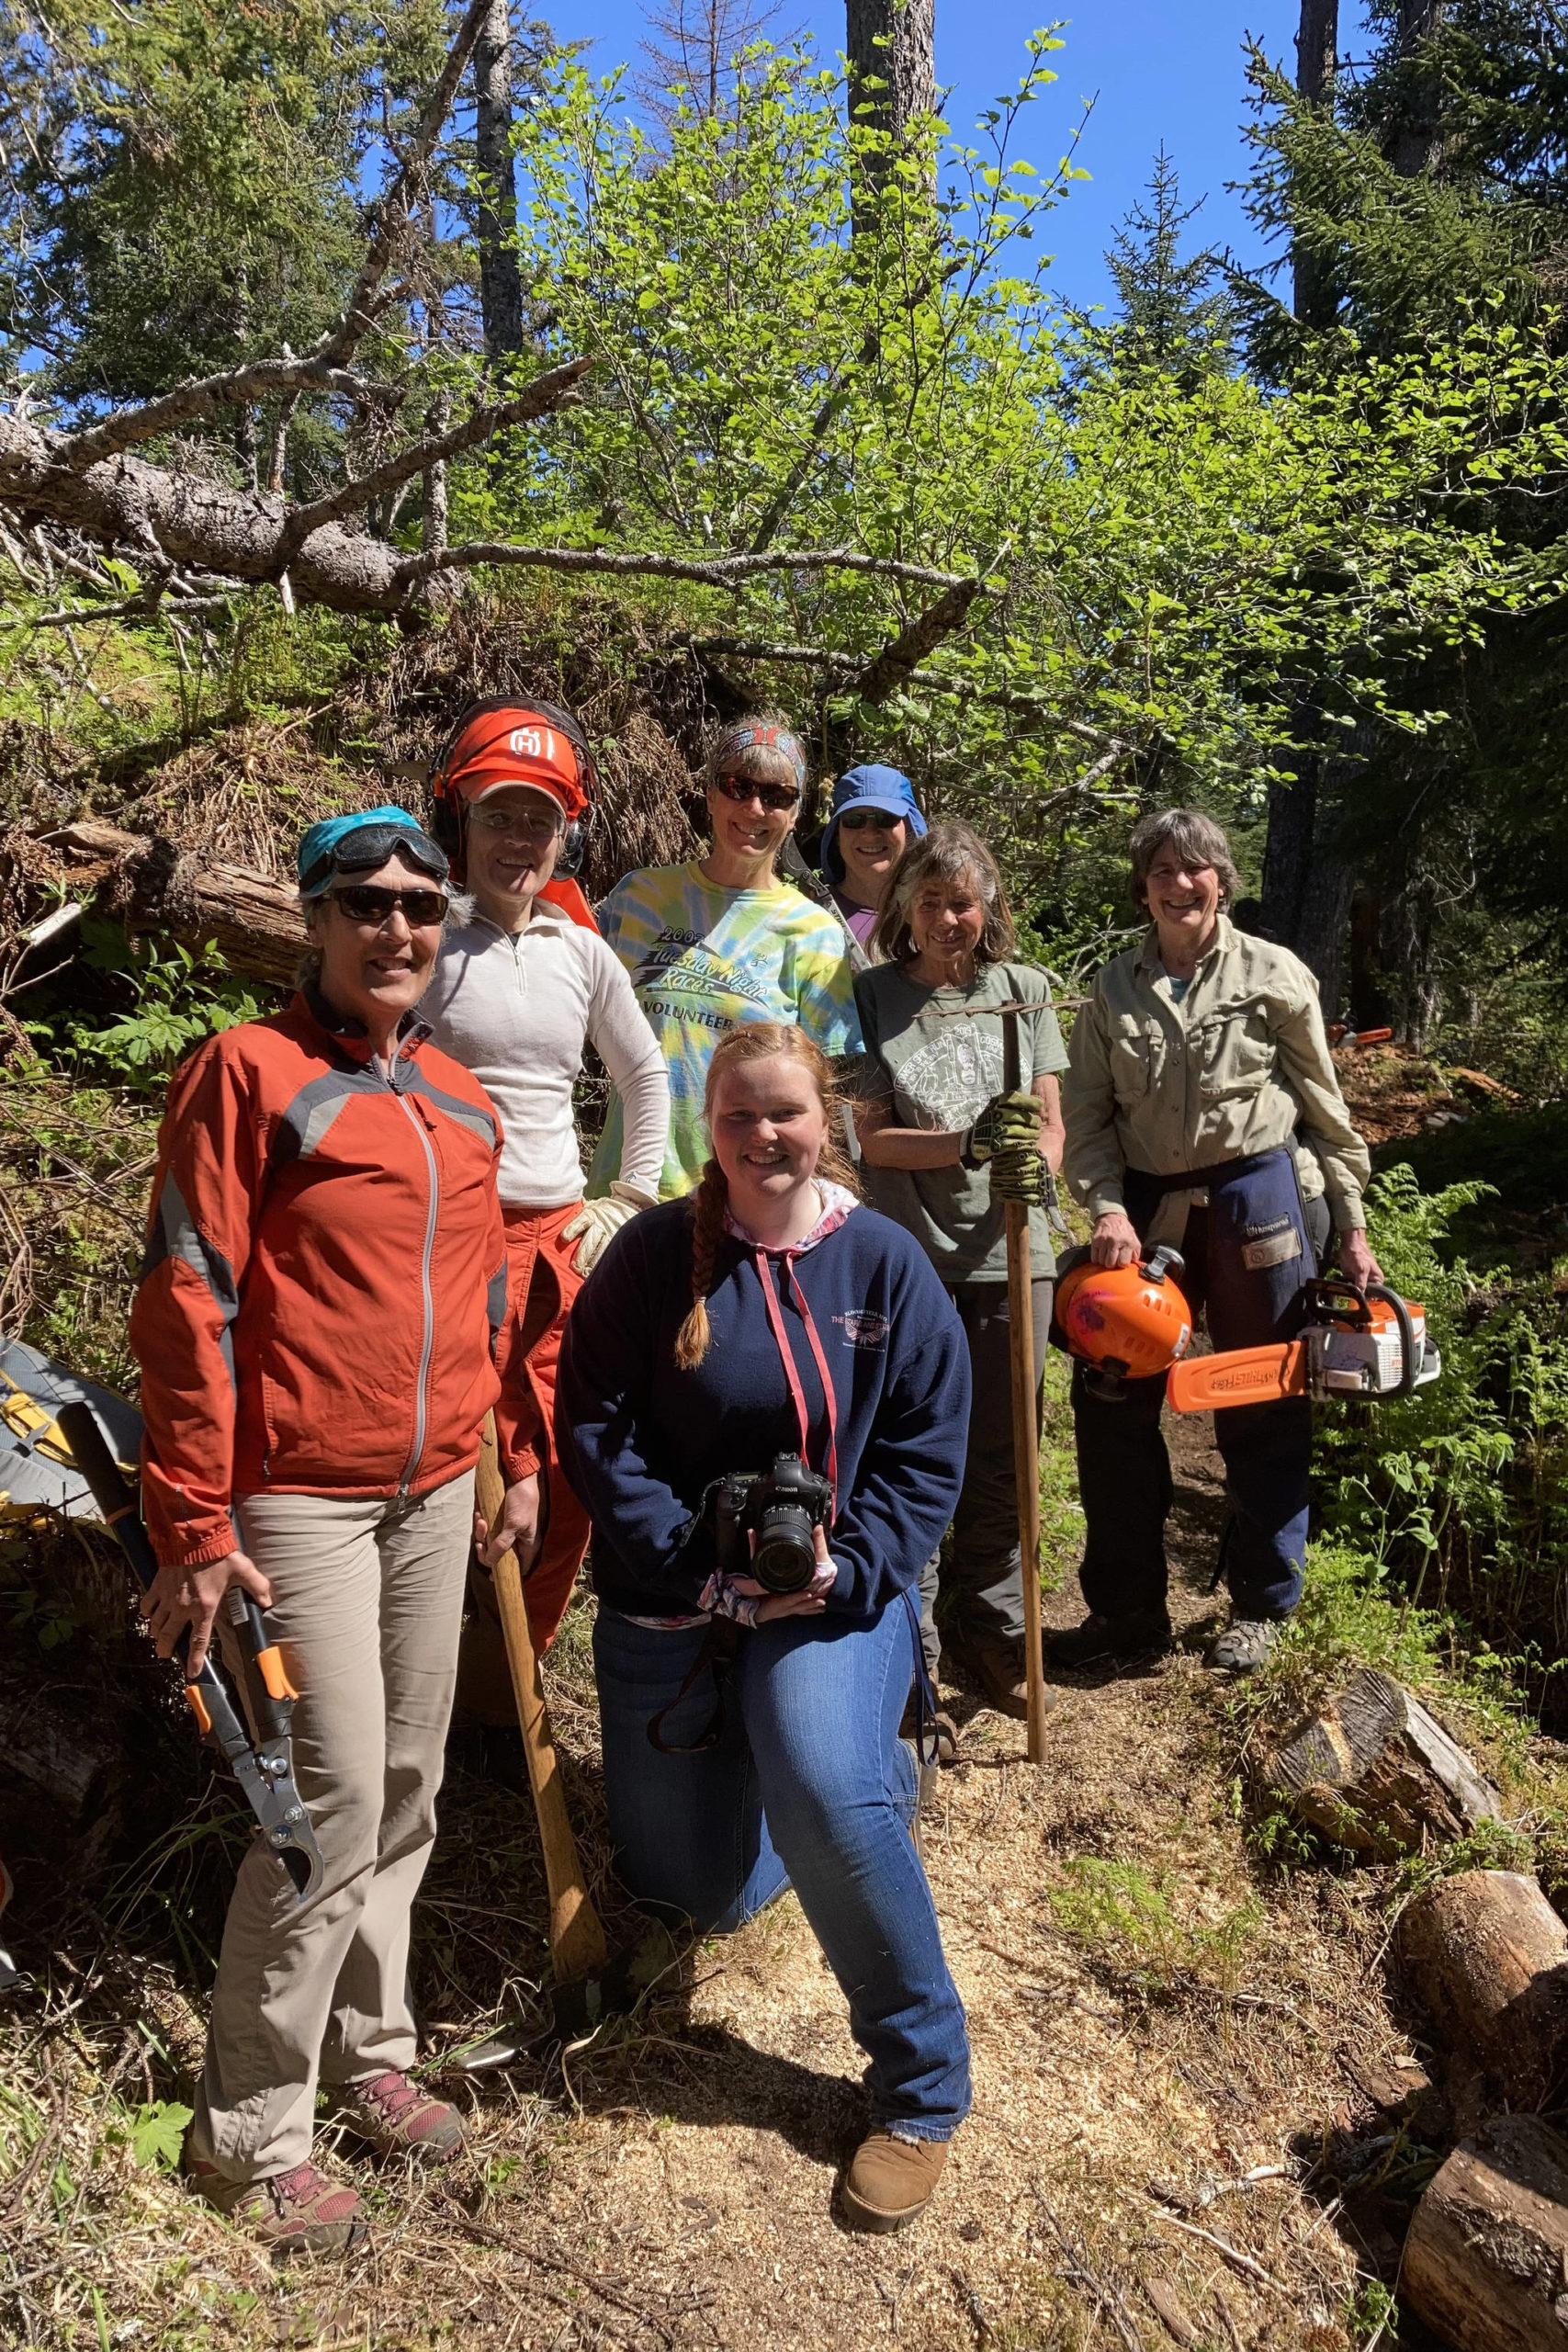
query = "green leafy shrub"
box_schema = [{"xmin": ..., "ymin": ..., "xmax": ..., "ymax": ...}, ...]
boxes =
[
  {"xmin": 1319, "ymin": 1165, "xmax": 1568, "ymax": 1708},
  {"xmin": 29, "ymin": 920, "xmax": 262, "ymax": 1092}
]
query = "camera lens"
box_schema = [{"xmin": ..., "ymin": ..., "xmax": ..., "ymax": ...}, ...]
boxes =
[{"xmin": 750, "ymin": 1503, "xmax": 818, "ymax": 1594}]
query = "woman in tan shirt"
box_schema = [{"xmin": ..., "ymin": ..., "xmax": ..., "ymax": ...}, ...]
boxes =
[{"xmin": 1055, "ymin": 808, "xmax": 1382, "ymax": 1677}]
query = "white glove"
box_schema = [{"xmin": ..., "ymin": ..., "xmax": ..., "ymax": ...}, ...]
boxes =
[{"xmin": 562, "ymin": 1181, "xmax": 656, "ymax": 1275}]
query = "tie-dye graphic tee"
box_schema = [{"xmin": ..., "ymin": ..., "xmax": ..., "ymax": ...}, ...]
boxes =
[{"xmin": 587, "ymin": 861, "xmax": 863, "ymax": 1200}]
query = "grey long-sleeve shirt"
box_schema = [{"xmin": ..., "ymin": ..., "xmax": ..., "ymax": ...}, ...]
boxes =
[{"xmin": 422, "ymin": 902, "xmax": 670, "ymax": 1209}]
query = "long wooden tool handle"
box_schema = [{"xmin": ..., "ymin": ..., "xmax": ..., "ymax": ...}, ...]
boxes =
[
  {"xmin": 476, "ymin": 1414, "xmax": 608, "ymax": 1977},
  {"xmin": 999, "ymin": 1012, "xmax": 1049, "ymax": 1767},
  {"xmin": 1005, "ymin": 1202, "xmax": 1049, "ymax": 1766}
]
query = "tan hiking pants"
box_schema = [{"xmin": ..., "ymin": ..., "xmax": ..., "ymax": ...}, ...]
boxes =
[{"xmin": 188, "ymin": 1471, "xmax": 474, "ymax": 2183}]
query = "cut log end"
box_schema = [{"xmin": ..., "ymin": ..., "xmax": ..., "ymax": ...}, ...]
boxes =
[
  {"xmin": 1404, "ymin": 2114, "xmax": 1568, "ymax": 2352},
  {"xmin": 1265, "ymin": 1667, "xmax": 1500, "ymax": 1859},
  {"xmin": 1399, "ymin": 1871, "xmax": 1568, "ymax": 2112}
]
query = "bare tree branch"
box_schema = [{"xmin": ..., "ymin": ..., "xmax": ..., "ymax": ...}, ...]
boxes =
[
  {"xmin": 395, "ymin": 541, "xmax": 976, "ymax": 591},
  {"xmin": 315, "ymin": 0, "xmax": 496, "ymax": 368},
  {"xmin": 856, "ymin": 579, "xmax": 980, "ymax": 703},
  {"xmin": 0, "ymin": 592, "xmax": 229, "ymax": 629},
  {"xmin": 679, "ymin": 633, "xmax": 1122, "ymax": 745},
  {"xmin": 272, "ymin": 356, "xmax": 592, "ymax": 571},
  {"xmin": 53, "ymin": 359, "xmax": 394, "ymax": 475}
]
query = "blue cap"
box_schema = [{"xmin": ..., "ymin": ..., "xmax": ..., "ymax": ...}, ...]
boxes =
[
  {"xmin": 820, "ymin": 764, "xmax": 926, "ymax": 886},
  {"xmin": 297, "ymin": 806, "xmax": 449, "ymax": 899}
]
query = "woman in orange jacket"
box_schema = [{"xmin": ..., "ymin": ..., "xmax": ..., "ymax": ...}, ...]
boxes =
[{"xmin": 131, "ymin": 807, "xmax": 507, "ymax": 2257}]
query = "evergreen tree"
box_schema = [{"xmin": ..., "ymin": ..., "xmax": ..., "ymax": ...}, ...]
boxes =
[{"xmin": 1104, "ymin": 146, "xmax": 1235, "ymax": 375}]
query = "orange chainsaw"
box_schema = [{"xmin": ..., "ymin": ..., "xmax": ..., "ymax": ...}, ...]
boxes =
[
  {"xmin": 1167, "ymin": 1276, "xmax": 1440, "ymax": 1413},
  {"xmin": 1054, "ymin": 1252, "xmax": 1440, "ymax": 1411}
]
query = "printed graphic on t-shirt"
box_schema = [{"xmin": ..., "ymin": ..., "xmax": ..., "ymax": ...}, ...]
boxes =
[
  {"xmin": 894, "ymin": 1023, "xmax": 1004, "ymax": 1130},
  {"xmin": 631, "ymin": 930, "xmax": 779, "ymax": 1019},
  {"xmin": 588, "ymin": 863, "xmax": 862, "ymax": 1200}
]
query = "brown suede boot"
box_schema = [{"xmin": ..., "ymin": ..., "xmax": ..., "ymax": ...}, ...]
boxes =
[
  {"xmin": 841, "ymin": 2133, "xmax": 951, "ymax": 2233},
  {"xmin": 957, "ymin": 1633, "xmax": 1064, "ymax": 1724}
]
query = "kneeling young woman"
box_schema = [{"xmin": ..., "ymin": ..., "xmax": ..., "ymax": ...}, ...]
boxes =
[{"xmin": 557, "ymin": 1024, "xmax": 972, "ymax": 2233}]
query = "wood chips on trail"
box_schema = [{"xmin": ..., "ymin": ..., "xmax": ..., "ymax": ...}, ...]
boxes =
[{"xmin": 3, "ymin": 1407, "xmax": 1415, "ymax": 2352}]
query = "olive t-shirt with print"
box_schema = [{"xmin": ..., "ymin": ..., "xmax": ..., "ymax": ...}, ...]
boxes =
[{"xmin": 852, "ymin": 960, "xmax": 1068, "ymax": 1283}]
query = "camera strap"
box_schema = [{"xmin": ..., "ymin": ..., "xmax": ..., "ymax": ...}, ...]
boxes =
[
  {"xmin": 753, "ymin": 1250, "xmax": 840, "ymax": 1516},
  {"xmin": 646, "ymin": 1617, "xmax": 742, "ymax": 1754}
]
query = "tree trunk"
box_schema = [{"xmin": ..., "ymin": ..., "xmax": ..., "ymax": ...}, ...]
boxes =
[
  {"xmin": 1265, "ymin": 1667, "xmax": 1501, "ymax": 1860},
  {"xmin": 1389, "ymin": 0, "xmax": 1449, "ymax": 177},
  {"xmin": 1379, "ymin": 854, "xmax": 1443, "ymax": 1046},
  {"xmin": 1398, "ymin": 1871, "xmax": 1568, "ymax": 2113},
  {"xmin": 1258, "ymin": 739, "xmax": 1355, "ymax": 1011},
  {"xmin": 423, "ymin": 388, "xmax": 452, "ymax": 553},
  {"xmin": 1404, "ymin": 2114, "xmax": 1568, "ymax": 2352},
  {"xmin": 474, "ymin": 0, "xmax": 527, "ymax": 359},
  {"xmin": 845, "ymin": 0, "xmax": 936, "ymax": 147},
  {"xmin": 41, "ymin": 820, "xmax": 308, "ymax": 987},
  {"xmin": 1348, "ymin": 885, "xmax": 1389, "ymax": 1029},
  {"xmin": 1292, "ymin": 0, "xmax": 1339, "ymax": 329}
]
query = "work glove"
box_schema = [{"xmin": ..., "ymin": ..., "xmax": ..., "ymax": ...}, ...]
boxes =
[
  {"xmin": 961, "ymin": 1090, "xmax": 1042, "ymax": 1170},
  {"xmin": 562, "ymin": 1182, "xmax": 656, "ymax": 1276},
  {"xmin": 987, "ymin": 1145, "xmax": 1048, "ymax": 1208}
]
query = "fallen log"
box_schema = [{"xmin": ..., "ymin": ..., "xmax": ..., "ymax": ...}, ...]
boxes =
[
  {"xmin": 1399, "ymin": 1871, "xmax": 1568, "ymax": 2112},
  {"xmin": 38, "ymin": 820, "xmax": 305, "ymax": 987},
  {"xmin": 1264, "ymin": 1667, "xmax": 1500, "ymax": 1859},
  {"xmin": 1404, "ymin": 2114, "xmax": 1568, "ymax": 2352}
]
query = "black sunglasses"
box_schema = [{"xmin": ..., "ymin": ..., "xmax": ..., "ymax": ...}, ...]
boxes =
[
  {"xmin": 839, "ymin": 809, "xmax": 903, "ymax": 831},
  {"xmin": 713, "ymin": 772, "xmax": 799, "ymax": 814},
  {"xmin": 328, "ymin": 885, "xmax": 448, "ymax": 929}
]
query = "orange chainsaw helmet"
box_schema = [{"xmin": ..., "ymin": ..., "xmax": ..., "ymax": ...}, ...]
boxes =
[{"xmin": 1052, "ymin": 1244, "xmax": 1193, "ymax": 1392}]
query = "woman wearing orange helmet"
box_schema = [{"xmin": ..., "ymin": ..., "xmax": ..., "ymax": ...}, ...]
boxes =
[{"xmin": 1056, "ymin": 808, "xmax": 1382, "ymax": 1675}]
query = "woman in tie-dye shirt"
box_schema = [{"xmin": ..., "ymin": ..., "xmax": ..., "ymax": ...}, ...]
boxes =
[{"xmin": 588, "ymin": 714, "xmax": 863, "ymax": 1201}]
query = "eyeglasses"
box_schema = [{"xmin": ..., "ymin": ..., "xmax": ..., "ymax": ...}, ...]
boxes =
[
  {"xmin": 328, "ymin": 886, "xmax": 447, "ymax": 929},
  {"xmin": 839, "ymin": 810, "xmax": 902, "ymax": 832},
  {"xmin": 469, "ymin": 804, "xmax": 563, "ymax": 842},
  {"xmin": 713, "ymin": 773, "xmax": 799, "ymax": 814}
]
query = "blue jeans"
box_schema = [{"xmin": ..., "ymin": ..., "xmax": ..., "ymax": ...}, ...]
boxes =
[
  {"xmin": 1073, "ymin": 1147, "xmax": 1313, "ymax": 1623},
  {"xmin": 592, "ymin": 1598, "xmax": 971, "ymax": 2141}
]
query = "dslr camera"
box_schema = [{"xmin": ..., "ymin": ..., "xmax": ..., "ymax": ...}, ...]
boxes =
[{"xmin": 712, "ymin": 1453, "xmax": 833, "ymax": 1594}]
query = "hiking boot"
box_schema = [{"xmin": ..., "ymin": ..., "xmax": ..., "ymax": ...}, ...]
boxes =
[
  {"xmin": 1210, "ymin": 1617, "xmax": 1286, "ymax": 1675},
  {"xmin": 333, "ymin": 2071, "xmax": 465, "ymax": 2164},
  {"xmin": 944, "ymin": 1630, "xmax": 1064, "ymax": 1723},
  {"xmin": 187, "ymin": 2157, "xmax": 367, "ymax": 2257},
  {"xmin": 841, "ymin": 2133, "xmax": 951, "ymax": 2233},
  {"xmin": 899, "ymin": 1691, "xmax": 960, "ymax": 1764},
  {"xmin": 1045, "ymin": 1608, "xmax": 1173, "ymax": 1669}
]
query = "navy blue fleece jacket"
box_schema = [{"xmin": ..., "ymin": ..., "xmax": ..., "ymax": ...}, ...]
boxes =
[{"xmin": 555, "ymin": 1200, "xmax": 971, "ymax": 1622}]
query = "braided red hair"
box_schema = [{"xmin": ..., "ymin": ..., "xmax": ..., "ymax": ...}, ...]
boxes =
[{"xmin": 671, "ymin": 1023, "xmax": 859, "ymax": 1371}]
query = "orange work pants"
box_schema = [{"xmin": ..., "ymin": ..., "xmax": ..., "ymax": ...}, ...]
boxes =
[{"xmin": 454, "ymin": 1200, "xmax": 589, "ymax": 1725}]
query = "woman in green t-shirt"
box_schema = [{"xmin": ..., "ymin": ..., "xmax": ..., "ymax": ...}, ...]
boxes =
[{"xmin": 852, "ymin": 821, "xmax": 1067, "ymax": 1725}]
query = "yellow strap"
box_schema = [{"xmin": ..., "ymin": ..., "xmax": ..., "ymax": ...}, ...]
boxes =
[
  {"xmin": 0, "ymin": 1373, "xmax": 74, "ymax": 1464},
  {"xmin": 0, "ymin": 1368, "xmax": 137, "ymax": 1476}
]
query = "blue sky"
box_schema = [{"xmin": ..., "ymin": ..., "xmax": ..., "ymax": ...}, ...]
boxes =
[{"xmin": 540, "ymin": 4, "xmax": 1374, "ymax": 315}]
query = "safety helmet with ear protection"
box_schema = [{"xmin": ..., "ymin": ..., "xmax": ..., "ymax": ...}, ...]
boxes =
[
  {"xmin": 1050, "ymin": 1243, "xmax": 1194, "ymax": 1400},
  {"xmin": 429, "ymin": 696, "xmax": 598, "ymax": 883}
]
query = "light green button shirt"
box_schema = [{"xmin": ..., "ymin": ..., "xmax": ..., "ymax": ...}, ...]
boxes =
[{"xmin": 1062, "ymin": 916, "xmax": 1371, "ymax": 1234}]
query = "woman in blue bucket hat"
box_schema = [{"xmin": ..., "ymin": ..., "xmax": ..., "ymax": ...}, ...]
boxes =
[{"xmin": 818, "ymin": 764, "xmax": 927, "ymax": 968}]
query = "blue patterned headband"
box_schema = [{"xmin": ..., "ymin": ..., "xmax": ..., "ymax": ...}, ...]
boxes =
[{"xmin": 711, "ymin": 719, "xmax": 807, "ymax": 796}]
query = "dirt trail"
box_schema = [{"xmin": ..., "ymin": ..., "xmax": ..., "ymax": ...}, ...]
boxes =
[
  {"xmin": 4, "ymin": 1398, "xmax": 1410, "ymax": 2352},
  {"xmin": 387, "ymin": 1402, "xmax": 1395, "ymax": 2352}
]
